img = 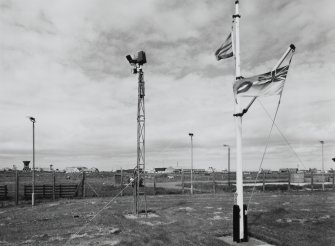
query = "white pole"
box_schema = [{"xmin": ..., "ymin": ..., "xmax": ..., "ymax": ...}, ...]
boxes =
[
  {"xmin": 271, "ymin": 45, "xmax": 293, "ymax": 71},
  {"xmin": 189, "ymin": 133, "xmax": 194, "ymax": 195},
  {"xmin": 234, "ymin": 0, "xmax": 244, "ymax": 240},
  {"xmin": 32, "ymin": 121, "xmax": 35, "ymax": 206},
  {"xmin": 320, "ymin": 141, "xmax": 324, "ymax": 191}
]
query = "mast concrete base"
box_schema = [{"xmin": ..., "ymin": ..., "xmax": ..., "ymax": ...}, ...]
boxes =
[{"xmin": 218, "ymin": 236, "xmax": 274, "ymax": 246}]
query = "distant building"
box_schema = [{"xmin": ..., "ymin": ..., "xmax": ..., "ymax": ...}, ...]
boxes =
[
  {"xmin": 36, "ymin": 167, "xmax": 52, "ymax": 172},
  {"xmin": 65, "ymin": 166, "xmax": 94, "ymax": 173},
  {"xmin": 165, "ymin": 166, "xmax": 175, "ymax": 173},
  {"xmin": 116, "ymin": 169, "xmax": 134, "ymax": 174},
  {"xmin": 173, "ymin": 168, "xmax": 182, "ymax": 174},
  {"xmin": 279, "ymin": 168, "xmax": 298, "ymax": 173},
  {"xmin": 154, "ymin": 167, "xmax": 167, "ymax": 173},
  {"xmin": 183, "ymin": 169, "xmax": 206, "ymax": 174},
  {"xmin": 88, "ymin": 167, "xmax": 99, "ymax": 173},
  {"xmin": 262, "ymin": 169, "xmax": 272, "ymax": 174},
  {"xmin": 65, "ymin": 167, "xmax": 81, "ymax": 173}
]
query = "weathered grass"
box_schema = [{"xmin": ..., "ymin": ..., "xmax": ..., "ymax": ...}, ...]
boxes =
[{"xmin": 0, "ymin": 192, "xmax": 334, "ymax": 245}]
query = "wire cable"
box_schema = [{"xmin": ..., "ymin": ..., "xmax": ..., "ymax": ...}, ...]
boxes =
[
  {"xmin": 65, "ymin": 180, "xmax": 134, "ymax": 245},
  {"xmin": 247, "ymin": 97, "xmax": 281, "ymax": 210},
  {"xmin": 258, "ymin": 100, "xmax": 307, "ymax": 170}
]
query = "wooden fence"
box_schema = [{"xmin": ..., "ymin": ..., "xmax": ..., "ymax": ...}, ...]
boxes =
[
  {"xmin": 24, "ymin": 184, "xmax": 79, "ymax": 199},
  {"xmin": 0, "ymin": 185, "xmax": 8, "ymax": 200}
]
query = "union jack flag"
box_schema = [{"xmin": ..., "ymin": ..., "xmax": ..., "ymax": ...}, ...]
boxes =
[
  {"xmin": 233, "ymin": 65, "xmax": 290, "ymax": 97},
  {"xmin": 215, "ymin": 32, "xmax": 234, "ymax": 60},
  {"xmin": 257, "ymin": 65, "xmax": 289, "ymax": 85}
]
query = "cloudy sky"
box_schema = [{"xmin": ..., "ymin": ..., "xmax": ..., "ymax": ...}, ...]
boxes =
[{"xmin": 0, "ymin": 0, "xmax": 334, "ymax": 172}]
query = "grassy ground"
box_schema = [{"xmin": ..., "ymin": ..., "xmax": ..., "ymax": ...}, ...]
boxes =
[{"xmin": 0, "ymin": 191, "xmax": 334, "ymax": 245}]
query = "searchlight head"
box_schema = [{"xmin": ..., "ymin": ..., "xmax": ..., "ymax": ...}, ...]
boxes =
[{"xmin": 126, "ymin": 51, "xmax": 147, "ymax": 66}]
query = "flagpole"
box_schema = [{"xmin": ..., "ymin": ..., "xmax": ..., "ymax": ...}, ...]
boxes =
[
  {"xmin": 233, "ymin": 0, "xmax": 245, "ymax": 241},
  {"xmin": 272, "ymin": 44, "xmax": 295, "ymax": 71}
]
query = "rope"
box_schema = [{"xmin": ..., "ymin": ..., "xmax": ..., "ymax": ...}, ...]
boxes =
[
  {"xmin": 247, "ymin": 96, "xmax": 282, "ymax": 210},
  {"xmin": 86, "ymin": 182, "xmax": 100, "ymax": 197},
  {"xmin": 246, "ymin": 48, "xmax": 295, "ymax": 210},
  {"xmin": 258, "ymin": 100, "xmax": 307, "ymax": 170},
  {"xmin": 65, "ymin": 180, "xmax": 134, "ymax": 245}
]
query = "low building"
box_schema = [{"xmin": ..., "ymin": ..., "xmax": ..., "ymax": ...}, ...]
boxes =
[
  {"xmin": 87, "ymin": 167, "xmax": 99, "ymax": 173},
  {"xmin": 65, "ymin": 167, "xmax": 81, "ymax": 173},
  {"xmin": 165, "ymin": 166, "xmax": 175, "ymax": 173},
  {"xmin": 183, "ymin": 169, "xmax": 206, "ymax": 174},
  {"xmin": 279, "ymin": 168, "xmax": 298, "ymax": 173},
  {"xmin": 154, "ymin": 167, "xmax": 167, "ymax": 173}
]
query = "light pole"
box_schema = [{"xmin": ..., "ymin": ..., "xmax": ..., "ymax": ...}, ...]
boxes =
[
  {"xmin": 320, "ymin": 140, "xmax": 324, "ymax": 191},
  {"xmin": 189, "ymin": 133, "xmax": 194, "ymax": 195},
  {"xmin": 223, "ymin": 144, "xmax": 231, "ymax": 188},
  {"xmin": 29, "ymin": 116, "xmax": 36, "ymax": 206}
]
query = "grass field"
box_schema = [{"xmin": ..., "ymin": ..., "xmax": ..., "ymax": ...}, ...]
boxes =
[{"xmin": 0, "ymin": 190, "xmax": 334, "ymax": 246}]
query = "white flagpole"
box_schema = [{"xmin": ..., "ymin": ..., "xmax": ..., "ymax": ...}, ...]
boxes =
[
  {"xmin": 272, "ymin": 44, "xmax": 295, "ymax": 71},
  {"xmin": 233, "ymin": 0, "xmax": 245, "ymax": 240}
]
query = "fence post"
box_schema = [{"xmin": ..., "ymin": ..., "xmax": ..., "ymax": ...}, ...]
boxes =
[
  {"xmin": 311, "ymin": 170, "xmax": 314, "ymax": 191},
  {"xmin": 53, "ymin": 171, "xmax": 56, "ymax": 201},
  {"xmin": 181, "ymin": 170, "xmax": 184, "ymax": 194},
  {"xmin": 262, "ymin": 170, "xmax": 265, "ymax": 192},
  {"xmin": 15, "ymin": 171, "xmax": 19, "ymax": 205},
  {"xmin": 153, "ymin": 172, "xmax": 156, "ymax": 195},
  {"xmin": 120, "ymin": 168, "xmax": 123, "ymax": 197},
  {"xmin": 212, "ymin": 171, "xmax": 216, "ymax": 194},
  {"xmin": 332, "ymin": 170, "xmax": 334, "ymax": 191},
  {"xmin": 82, "ymin": 172, "xmax": 86, "ymax": 198},
  {"xmin": 287, "ymin": 170, "xmax": 291, "ymax": 191}
]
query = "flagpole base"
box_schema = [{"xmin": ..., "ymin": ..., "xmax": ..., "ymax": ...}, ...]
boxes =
[{"xmin": 233, "ymin": 204, "xmax": 248, "ymax": 243}]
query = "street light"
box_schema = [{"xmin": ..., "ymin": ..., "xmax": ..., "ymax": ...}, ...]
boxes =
[
  {"xmin": 223, "ymin": 144, "xmax": 231, "ymax": 189},
  {"xmin": 189, "ymin": 133, "xmax": 194, "ymax": 195},
  {"xmin": 320, "ymin": 140, "xmax": 324, "ymax": 191},
  {"xmin": 28, "ymin": 116, "xmax": 36, "ymax": 206}
]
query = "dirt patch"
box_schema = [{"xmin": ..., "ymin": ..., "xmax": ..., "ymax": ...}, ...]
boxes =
[
  {"xmin": 98, "ymin": 239, "xmax": 120, "ymax": 246},
  {"xmin": 138, "ymin": 220, "xmax": 175, "ymax": 226},
  {"xmin": 209, "ymin": 215, "xmax": 230, "ymax": 221},
  {"xmin": 48, "ymin": 235, "xmax": 65, "ymax": 242},
  {"xmin": 178, "ymin": 207, "xmax": 194, "ymax": 212},
  {"xmin": 70, "ymin": 233, "xmax": 89, "ymax": 239},
  {"xmin": 124, "ymin": 212, "xmax": 160, "ymax": 219},
  {"xmin": 276, "ymin": 214, "xmax": 331, "ymax": 224},
  {"xmin": 46, "ymin": 202, "xmax": 60, "ymax": 207}
]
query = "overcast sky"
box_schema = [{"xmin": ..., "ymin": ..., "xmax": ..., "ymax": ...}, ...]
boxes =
[{"xmin": 0, "ymin": 0, "xmax": 334, "ymax": 172}]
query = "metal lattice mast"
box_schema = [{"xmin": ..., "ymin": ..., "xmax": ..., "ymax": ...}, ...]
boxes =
[
  {"xmin": 135, "ymin": 67, "xmax": 147, "ymax": 215},
  {"xmin": 126, "ymin": 51, "xmax": 147, "ymax": 215}
]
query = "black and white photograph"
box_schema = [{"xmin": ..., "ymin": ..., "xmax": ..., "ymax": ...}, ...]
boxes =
[{"xmin": 0, "ymin": 0, "xmax": 334, "ymax": 245}]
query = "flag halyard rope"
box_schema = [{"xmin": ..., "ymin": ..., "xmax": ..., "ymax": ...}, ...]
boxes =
[
  {"xmin": 258, "ymin": 100, "xmax": 307, "ymax": 170},
  {"xmin": 247, "ymin": 96, "xmax": 282, "ymax": 210}
]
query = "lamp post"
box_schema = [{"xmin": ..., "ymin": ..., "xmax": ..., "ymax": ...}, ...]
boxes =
[
  {"xmin": 189, "ymin": 133, "xmax": 194, "ymax": 195},
  {"xmin": 320, "ymin": 140, "xmax": 324, "ymax": 191},
  {"xmin": 29, "ymin": 117, "xmax": 36, "ymax": 206},
  {"xmin": 223, "ymin": 144, "xmax": 231, "ymax": 188}
]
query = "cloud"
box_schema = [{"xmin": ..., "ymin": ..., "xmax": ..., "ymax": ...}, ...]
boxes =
[{"xmin": 0, "ymin": 0, "xmax": 334, "ymax": 171}]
